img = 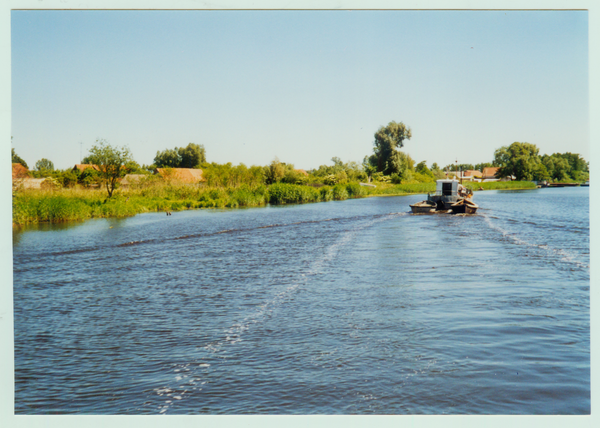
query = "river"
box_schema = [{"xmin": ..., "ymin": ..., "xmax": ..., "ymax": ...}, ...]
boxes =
[{"xmin": 12, "ymin": 187, "xmax": 590, "ymax": 414}]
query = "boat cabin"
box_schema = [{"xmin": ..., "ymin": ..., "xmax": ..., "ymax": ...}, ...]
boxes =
[
  {"xmin": 436, "ymin": 179, "xmax": 459, "ymax": 196},
  {"xmin": 428, "ymin": 179, "xmax": 461, "ymax": 209}
]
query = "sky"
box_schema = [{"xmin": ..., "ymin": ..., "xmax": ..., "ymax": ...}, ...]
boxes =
[{"xmin": 10, "ymin": 9, "xmax": 589, "ymax": 171}]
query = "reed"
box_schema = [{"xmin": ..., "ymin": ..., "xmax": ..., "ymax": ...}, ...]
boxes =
[
  {"xmin": 464, "ymin": 181, "xmax": 537, "ymax": 191},
  {"xmin": 12, "ymin": 179, "xmax": 537, "ymax": 225}
]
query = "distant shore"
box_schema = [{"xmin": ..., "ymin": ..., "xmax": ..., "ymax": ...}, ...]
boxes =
[{"xmin": 12, "ymin": 181, "xmax": 537, "ymax": 227}]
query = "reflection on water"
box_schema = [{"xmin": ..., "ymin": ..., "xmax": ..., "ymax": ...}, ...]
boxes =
[{"xmin": 13, "ymin": 188, "xmax": 589, "ymax": 414}]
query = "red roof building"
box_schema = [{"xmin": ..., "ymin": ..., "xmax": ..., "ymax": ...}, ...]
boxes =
[{"xmin": 12, "ymin": 163, "xmax": 29, "ymax": 179}]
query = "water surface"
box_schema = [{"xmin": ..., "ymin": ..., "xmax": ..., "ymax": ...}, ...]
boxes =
[{"xmin": 13, "ymin": 187, "xmax": 590, "ymax": 414}]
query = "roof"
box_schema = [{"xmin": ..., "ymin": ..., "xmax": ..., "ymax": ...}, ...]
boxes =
[
  {"xmin": 464, "ymin": 170, "xmax": 482, "ymax": 177},
  {"xmin": 73, "ymin": 164, "xmax": 100, "ymax": 172},
  {"xmin": 156, "ymin": 168, "xmax": 205, "ymax": 183},
  {"xmin": 12, "ymin": 163, "xmax": 29, "ymax": 179},
  {"xmin": 482, "ymin": 167, "xmax": 500, "ymax": 178}
]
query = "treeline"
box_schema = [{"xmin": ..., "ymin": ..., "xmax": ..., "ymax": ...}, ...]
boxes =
[
  {"xmin": 12, "ymin": 123, "xmax": 586, "ymax": 197},
  {"xmin": 493, "ymin": 142, "xmax": 589, "ymax": 182}
]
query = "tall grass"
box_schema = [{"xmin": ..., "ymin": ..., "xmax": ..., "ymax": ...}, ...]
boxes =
[
  {"xmin": 12, "ymin": 179, "xmax": 537, "ymax": 225},
  {"xmin": 464, "ymin": 181, "xmax": 537, "ymax": 191}
]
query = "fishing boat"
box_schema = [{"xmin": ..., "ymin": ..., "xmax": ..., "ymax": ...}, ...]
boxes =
[
  {"xmin": 409, "ymin": 200, "xmax": 437, "ymax": 213},
  {"xmin": 450, "ymin": 198, "xmax": 479, "ymax": 214},
  {"xmin": 410, "ymin": 178, "xmax": 479, "ymax": 214}
]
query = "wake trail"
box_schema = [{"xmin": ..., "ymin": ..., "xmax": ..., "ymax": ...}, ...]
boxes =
[
  {"xmin": 151, "ymin": 211, "xmax": 406, "ymax": 414},
  {"xmin": 480, "ymin": 212, "xmax": 588, "ymax": 269}
]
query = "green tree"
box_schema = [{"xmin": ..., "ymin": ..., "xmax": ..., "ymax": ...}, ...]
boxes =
[
  {"xmin": 532, "ymin": 162, "xmax": 551, "ymax": 181},
  {"xmin": 11, "ymin": 148, "xmax": 28, "ymax": 168},
  {"xmin": 179, "ymin": 143, "xmax": 206, "ymax": 168},
  {"xmin": 154, "ymin": 148, "xmax": 181, "ymax": 168},
  {"xmin": 371, "ymin": 121, "xmax": 412, "ymax": 175},
  {"xmin": 85, "ymin": 139, "xmax": 133, "ymax": 198},
  {"xmin": 154, "ymin": 143, "xmax": 206, "ymax": 168},
  {"xmin": 264, "ymin": 158, "xmax": 286, "ymax": 185},
  {"xmin": 493, "ymin": 142, "xmax": 541, "ymax": 181},
  {"xmin": 35, "ymin": 158, "xmax": 54, "ymax": 172}
]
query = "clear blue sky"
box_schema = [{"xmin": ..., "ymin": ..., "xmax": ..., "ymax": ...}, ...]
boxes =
[{"xmin": 11, "ymin": 9, "xmax": 589, "ymax": 171}]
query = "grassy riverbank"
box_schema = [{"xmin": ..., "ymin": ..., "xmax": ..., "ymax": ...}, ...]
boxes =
[{"xmin": 12, "ymin": 180, "xmax": 537, "ymax": 225}]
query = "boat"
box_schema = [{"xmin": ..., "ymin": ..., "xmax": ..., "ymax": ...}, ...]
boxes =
[
  {"xmin": 450, "ymin": 198, "xmax": 479, "ymax": 214},
  {"xmin": 427, "ymin": 179, "xmax": 474, "ymax": 210},
  {"xmin": 581, "ymin": 181, "xmax": 589, "ymax": 187},
  {"xmin": 409, "ymin": 200, "xmax": 437, "ymax": 213},
  {"xmin": 409, "ymin": 179, "xmax": 479, "ymax": 214}
]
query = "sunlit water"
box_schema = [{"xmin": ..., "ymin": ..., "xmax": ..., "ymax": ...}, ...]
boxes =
[{"xmin": 13, "ymin": 187, "xmax": 589, "ymax": 414}]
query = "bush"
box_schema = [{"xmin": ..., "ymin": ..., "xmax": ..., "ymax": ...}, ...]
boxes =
[
  {"xmin": 332, "ymin": 184, "xmax": 349, "ymax": 200},
  {"xmin": 346, "ymin": 182, "xmax": 365, "ymax": 197}
]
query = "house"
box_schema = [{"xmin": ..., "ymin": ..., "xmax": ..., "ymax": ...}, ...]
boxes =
[
  {"xmin": 482, "ymin": 167, "xmax": 500, "ymax": 182},
  {"xmin": 72, "ymin": 164, "xmax": 100, "ymax": 173},
  {"xmin": 455, "ymin": 170, "xmax": 482, "ymax": 182},
  {"xmin": 12, "ymin": 163, "xmax": 29, "ymax": 179},
  {"xmin": 156, "ymin": 168, "xmax": 205, "ymax": 183},
  {"xmin": 15, "ymin": 178, "xmax": 59, "ymax": 190}
]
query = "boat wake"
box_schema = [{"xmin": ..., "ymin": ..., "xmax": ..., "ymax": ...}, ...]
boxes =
[
  {"xmin": 481, "ymin": 212, "xmax": 589, "ymax": 269},
  {"xmin": 150, "ymin": 212, "xmax": 406, "ymax": 414}
]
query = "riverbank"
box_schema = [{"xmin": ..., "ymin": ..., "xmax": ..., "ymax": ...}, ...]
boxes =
[{"xmin": 12, "ymin": 180, "xmax": 536, "ymax": 225}]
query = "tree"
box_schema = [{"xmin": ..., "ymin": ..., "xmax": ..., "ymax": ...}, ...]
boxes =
[
  {"xmin": 85, "ymin": 139, "xmax": 133, "ymax": 198},
  {"xmin": 371, "ymin": 121, "xmax": 412, "ymax": 175},
  {"xmin": 493, "ymin": 142, "xmax": 541, "ymax": 181},
  {"xmin": 154, "ymin": 148, "xmax": 181, "ymax": 168},
  {"xmin": 264, "ymin": 158, "xmax": 285, "ymax": 185},
  {"xmin": 179, "ymin": 143, "xmax": 206, "ymax": 168},
  {"xmin": 35, "ymin": 158, "xmax": 54, "ymax": 172},
  {"xmin": 11, "ymin": 148, "xmax": 28, "ymax": 168},
  {"xmin": 154, "ymin": 143, "xmax": 206, "ymax": 168}
]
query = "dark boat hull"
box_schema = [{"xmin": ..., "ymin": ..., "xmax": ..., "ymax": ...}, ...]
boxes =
[{"xmin": 450, "ymin": 200, "xmax": 478, "ymax": 214}]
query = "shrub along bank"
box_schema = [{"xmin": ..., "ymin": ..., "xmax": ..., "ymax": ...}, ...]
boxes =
[{"xmin": 12, "ymin": 180, "xmax": 537, "ymax": 225}]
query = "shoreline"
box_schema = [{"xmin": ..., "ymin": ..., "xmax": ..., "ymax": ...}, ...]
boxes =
[{"xmin": 12, "ymin": 182, "xmax": 539, "ymax": 228}]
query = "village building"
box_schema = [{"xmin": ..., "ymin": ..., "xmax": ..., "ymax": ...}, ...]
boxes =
[
  {"xmin": 156, "ymin": 168, "xmax": 205, "ymax": 183},
  {"xmin": 72, "ymin": 164, "xmax": 101, "ymax": 172},
  {"xmin": 454, "ymin": 170, "xmax": 483, "ymax": 182},
  {"xmin": 12, "ymin": 163, "xmax": 29, "ymax": 179}
]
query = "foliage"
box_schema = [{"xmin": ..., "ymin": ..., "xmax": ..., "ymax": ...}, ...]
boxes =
[
  {"xmin": 309, "ymin": 157, "xmax": 366, "ymax": 184},
  {"xmin": 264, "ymin": 158, "xmax": 286, "ymax": 185},
  {"xmin": 85, "ymin": 139, "xmax": 133, "ymax": 198},
  {"xmin": 267, "ymin": 183, "xmax": 321, "ymax": 204},
  {"xmin": 415, "ymin": 161, "xmax": 435, "ymax": 180},
  {"xmin": 492, "ymin": 143, "xmax": 588, "ymax": 182},
  {"xmin": 12, "ymin": 148, "xmax": 28, "ymax": 168},
  {"xmin": 463, "ymin": 181, "xmax": 537, "ymax": 191},
  {"xmin": 35, "ymin": 158, "xmax": 54, "ymax": 172},
  {"xmin": 79, "ymin": 167, "xmax": 101, "ymax": 186},
  {"xmin": 494, "ymin": 142, "xmax": 542, "ymax": 181},
  {"xmin": 154, "ymin": 143, "xmax": 206, "ymax": 168},
  {"xmin": 370, "ymin": 121, "xmax": 412, "ymax": 175},
  {"xmin": 202, "ymin": 162, "xmax": 265, "ymax": 188},
  {"xmin": 444, "ymin": 163, "xmax": 475, "ymax": 172},
  {"xmin": 541, "ymin": 152, "xmax": 588, "ymax": 182}
]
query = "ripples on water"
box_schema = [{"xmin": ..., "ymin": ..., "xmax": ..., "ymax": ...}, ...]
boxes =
[{"xmin": 13, "ymin": 188, "xmax": 589, "ymax": 414}]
